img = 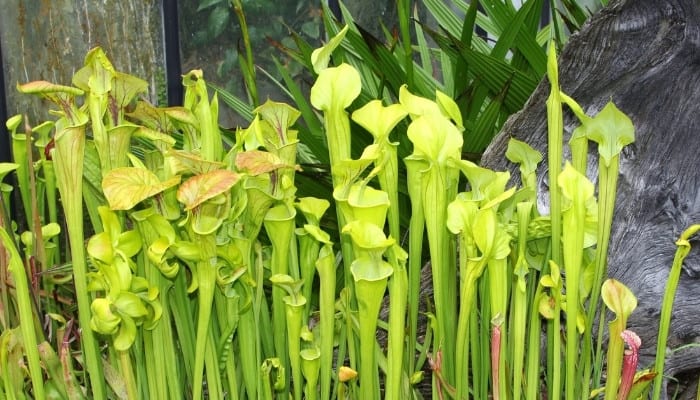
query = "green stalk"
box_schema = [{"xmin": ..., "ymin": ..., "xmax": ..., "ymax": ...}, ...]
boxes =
[
  {"xmin": 477, "ymin": 278, "xmax": 491, "ymax": 400},
  {"xmin": 52, "ymin": 123, "xmax": 107, "ymax": 400},
  {"xmin": 602, "ymin": 279, "xmax": 636, "ymax": 400},
  {"xmin": 283, "ymin": 296, "xmax": 305, "ymax": 400},
  {"xmin": 546, "ymin": 42, "xmax": 563, "ymax": 268},
  {"xmin": 455, "ymin": 274, "xmax": 480, "ymax": 400},
  {"xmin": 582, "ymin": 99, "xmax": 634, "ymax": 397},
  {"xmin": 397, "ymin": 0, "xmax": 414, "ymax": 89},
  {"xmin": 385, "ymin": 246, "xmax": 408, "ymax": 400},
  {"xmin": 237, "ymin": 239, "xmax": 262, "ymax": 399},
  {"xmin": 238, "ymin": 308, "xmax": 260, "ymax": 399},
  {"xmin": 377, "ymin": 145, "xmax": 401, "ymax": 242},
  {"xmin": 560, "ymin": 93, "xmax": 589, "ymax": 174},
  {"xmin": 354, "ymin": 273, "xmax": 389, "ymax": 400},
  {"xmin": 545, "ymin": 42, "xmax": 564, "ymax": 400},
  {"xmin": 404, "ymin": 159, "xmax": 425, "ymax": 378},
  {"xmin": 232, "ymin": 0, "xmax": 259, "ymax": 106},
  {"xmin": 488, "ymin": 258, "xmax": 508, "ymax": 400},
  {"xmin": 0, "ymin": 228, "xmax": 45, "ymax": 399},
  {"xmin": 182, "ymin": 70, "xmax": 223, "ymax": 162},
  {"xmin": 560, "ymin": 164, "xmax": 590, "ymax": 400},
  {"xmin": 300, "ymin": 348, "xmax": 320, "ymax": 400},
  {"xmin": 315, "ymin": 243, "xmax": 336, "ymax": 400},
  {"xmin": 117, "ymin": 350, "xmax": 137, "ymax": 400},
  {"xmin": 512, "ymin": 202, "xmax": 533, "ymax": 400},
  {"xmin": 191, "ymin": 233, "xmax": 219, "ymax": 400},
  {"xmin": 525, "ymin": 285, "xmax": 544, "ymax": 400},
  {"xmin": 310, "ymin": 63, "xmax": 361, "ymax": 375},
  {"xmin": 0, "ymin": 180, "xmax": 13, "ymax": 331},
  {"xmin": 264, "ymin": 204, "xmax": 296, "ymax": 397},
  {"xmin": 583, "ymin": 164, "xmax": 618, "ymax": 395},
  {"xmin": 132, "ymin": 209, "xmax": 183, "ymax": 399},
  {"xmin": 423, "ymin": 168, "xmax": 457, "ymax": 384},
  {"xmin": 86, "ymin": 88, "xmax": 109, "ymax": 173},
  {"xmin": 213, "ymin": 287, "xmax": 240, "ymax": 400},
  {"xmin": 551, "ymin": 291, "xmax": 562, "ymax": 400},
  {"xmin": 10, "ymin": 125, "xmax": 31, "ymax": 229},
  {"xmin": 168, "ymin": 268, "xmax": 197, "ymax": 387},
  {"xmin": 24, "ymin": 120, "xmax": 48, "ymax": 316},
  {"xmin": 652, "ymin": 224, "xmax": 700, "ymax": 400},
  {"xmin": 204, "ymin": 327, "xmax": 223, "ymax": 400}
]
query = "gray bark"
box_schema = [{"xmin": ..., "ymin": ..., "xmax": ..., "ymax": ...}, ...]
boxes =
[{"xmin": 482, "ymin": 0, "xmax": 700, "ymax": 394}]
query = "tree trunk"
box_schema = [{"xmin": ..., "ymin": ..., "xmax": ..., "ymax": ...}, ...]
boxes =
[{"xmin": 482, "ymin": 0, "xmax": 700, "ymax": 396}]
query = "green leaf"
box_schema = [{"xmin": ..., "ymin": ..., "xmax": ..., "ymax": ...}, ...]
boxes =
[
  {"xmin": 601, "ymin": 279, "xmax": 637, "ymax": 319},
  {"xmin": 113, "ymin": 292, "xmax": 149, "ymax": 319},
  {"xmin": 302, "ymin": 224, "xmax": 332, "ymax": 245},
  {"xmin": 102, "ymin": 167, "xmax": 181, "ymax": 211},
  {"xmin": 295, "ymin": 197, "xmax": 330, "ymax": 225},
  {"xmin": 235, "ymin": 150, "xmax": 293, "ymax": 176},
  {"xmin": 116, "ymin": 230, "xmax": 143, "ymax": 259},
  {"xmin": 17, "ymin": 80, "xmax": 84, "ymax": 97},
  {"xmin": 435, "ymin": 90, "xmax": 463, "ymax": 129},
  {"xmin": 254, "ymin": 99, "xmax": 302, "ymax": 143},
  {"xmin": 73, "ymin": 47, "xmax": 115, "ymax": 94},
  {"xmin": 90, "ymin": 298, "xmax": 120, "ymax": 335},
  {"xmin": 407, "ymin": 113, "xmax": 463, "ymax": 164},
  {"xmin": 88, "ymin": 232, "xmax": 114, "ymax": 265},
  {"xmin": 112, "ymin": 71, "xmax": 149, "ymax": 108},
  {"xmin": 207, "ymin": 5, "xmax": 231, "ymax": 39},
  {"xmin": 177, "ymin": 170, "xmax": 241, "ymax": 211},
  {"xmin": 113, "ymin": 315, "xmax": 137, "ymax": 352},
  {"xmin": 310, "ymin": 63, "xmax": 361, "ymax": 112},
  {"xmin": 170, "ymin": 241, "xmax": 203, "ymax": 262},
  {"xmin": 346, "ymin": 184, "xmax": 390, "ymax": 228},
  {"xmin": 342, "ymin": 220, "xmax": 395, "ymax": 251},
  {"xmin": 311, "ymin": 24, "xmax": 350, "ymax": 73},
  {"xmin": 446, "ymin": 193, "xmax": 479, "ymax": 235},
  {"xmin": 472, "ymin": 207, "xmax": 497, "ymax": 256},
  {"xmin": 351, "ymin": 100, "xmax": 408, "ymax": 141},
  {"xmin": 5, "ymin": 114, "xmax": 22, "ymax": 132},
  {"xmin": 557, "ymin": 162, "xmax": 595, "ymax": 206},
  {"xmin": 506, "ymin": 138, "xmax": 543, "ymax": 179},
  {"xmin": 350, "ymin": 257, "xmax": 393, "ymax": 282},
  {"xmin": 0, "ymin": 163, "xmax": 19, "ymax": 181},
  {"xmin": 166, "ymin": 150, "xmax": 226, "ymax": 175},
  {"xmin": 399, "ymin": 85, "xmax": 441, "ymax": 120},
  {"xmin": 585, "ymin": 101, "xmax": 635, "ymax": 167}
]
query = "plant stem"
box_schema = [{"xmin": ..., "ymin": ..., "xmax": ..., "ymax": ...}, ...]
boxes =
[
  {"xmin": 455, "ymin": 276, "xmax": 478, "ymax": 400},
  {"xmin": 652, "ymin": 225, "xmax": 700, "ymax": 400},
  {"xmin": 355, "ymin": 278, "xmax": 387, "ymax": 400},
  {"xmin": 526, "ymin": 286, "xmax": 544, "ymax": 400},
  {"xmin": 583, "ymin": 156, "xmax": 620, "ymax": 398},
  {"xmin": 0, "ymin": 228, "xmax": 46, "ymax": 399},
  {"xmin": 53, "ymin": 124, "xmax": 107, "ymax": 400},
  {"xmin": 315, "ymin": 244, "xmax": 336, "ymax": 400},
  {"xmin": 512, "ymin": 203, "xmax": 533, "ymax": 400},
  {"xmin": 397, "ymin": 0, "xmax": 414, "ymax": 90},
  {"xmin": 405, "ymin": 159, "xmax": 425, "ymax": 379},
  {"xmin": 232, "ymin": 0, "xmax": 259, "ymax": 106},
  {"xmin": 423, "ymin": 169, "xmax": 457, "ymax": 386},
  {"xmin": 118, "ymin": 350, "xmax": 138, "ymax": 400},
  {"xmin": 546, "ymin": 42, "xmax": 563, "ymax": 268},
  {"xmin": 192, "ymin": 234, "xmax": 218, "ymax": 400},
  {"xmin": 385, "ymin": 248, "xmax": 407, "ymax": 400}
]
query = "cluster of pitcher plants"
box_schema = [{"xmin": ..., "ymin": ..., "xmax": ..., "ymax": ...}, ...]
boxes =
[{"xmin": 1, "ymin": 25, "xmax": 698, "ymax": 400}]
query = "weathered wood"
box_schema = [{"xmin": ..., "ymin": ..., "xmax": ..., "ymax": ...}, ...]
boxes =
[
  {"xmin": 0, "ymin": 0, "xmax": 166, "ymax": 121},
  {"xmin": 482, "ymin": 0, "xmax": 700, "ymax": 391}
]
